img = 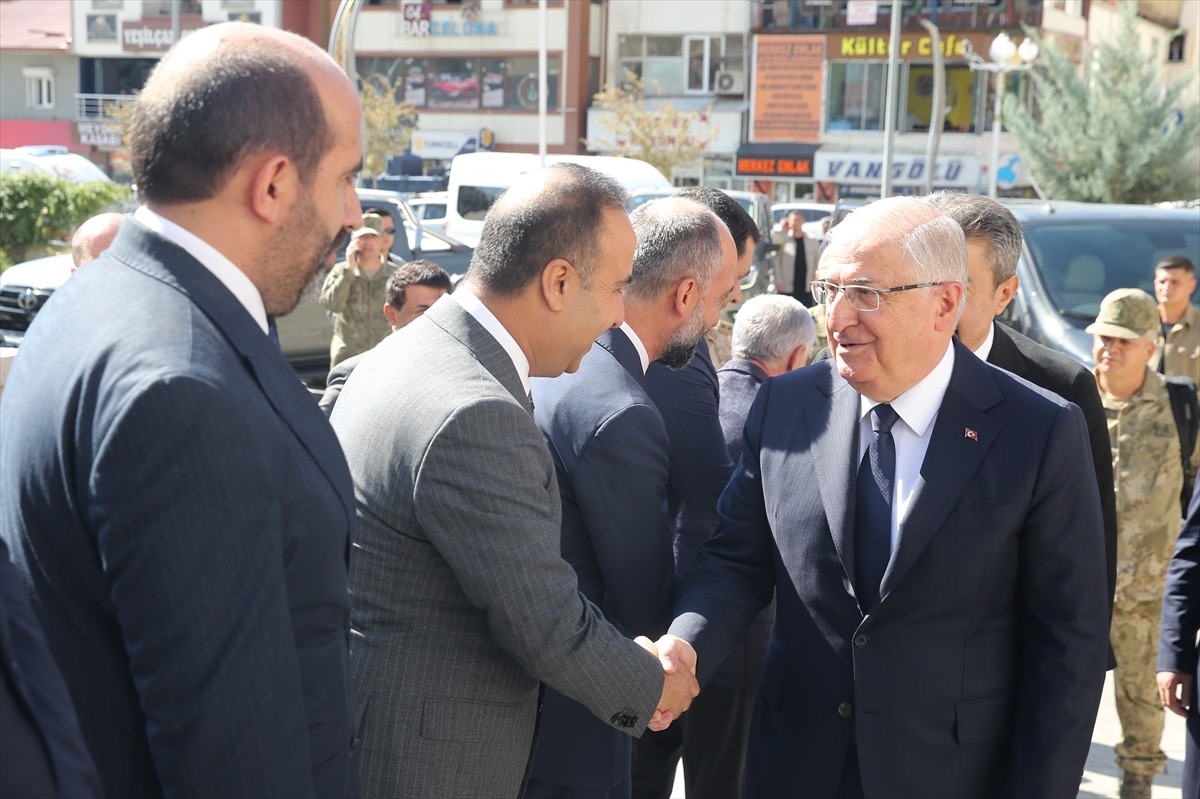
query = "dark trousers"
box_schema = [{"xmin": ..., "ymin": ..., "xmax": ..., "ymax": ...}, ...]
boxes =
[
  {"xmin": 1186, "ymin": 698, "xmax": 1200, "ymax": 799},
  {"xmin": 524, "ymin": 774, "xmax": 630, "ymax": 799},
  {"xmin": 631, "ymin": 684, "xmax": 756, "ymax": 799}
]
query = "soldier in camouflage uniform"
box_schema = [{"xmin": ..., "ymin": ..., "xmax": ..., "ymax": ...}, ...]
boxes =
[
  {"xmin": 1089, "ymin": 288, "xmax": 1190, "ymax": 799},
  {"xmin": 319, "ymin": 224, "xmax": 398, "ymax": 368}
]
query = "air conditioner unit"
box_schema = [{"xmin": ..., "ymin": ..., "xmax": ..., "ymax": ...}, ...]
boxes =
[{"xmin": 715, "ymin": 69, "xmax": 744, "ymax": 95}]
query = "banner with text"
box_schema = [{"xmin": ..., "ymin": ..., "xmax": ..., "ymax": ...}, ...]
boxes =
[{"xmin": 750, "ymin": 35, "xmax": 824, "ymax": 144}]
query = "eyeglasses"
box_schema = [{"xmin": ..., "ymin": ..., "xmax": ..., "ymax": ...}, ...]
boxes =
[
  {"xmin": 810, "ymin": 280, "xmax": 947, "ymax": 312},
  {"xmin": 382, "ymin": 228, "xmax": 396, "ymax": 235}
]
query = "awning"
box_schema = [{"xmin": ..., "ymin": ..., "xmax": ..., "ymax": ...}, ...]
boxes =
[{"xmin": 735, "ymin": 143, "xmax": 820, "ymax": 179}]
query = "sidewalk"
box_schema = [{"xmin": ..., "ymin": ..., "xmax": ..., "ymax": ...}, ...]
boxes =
[{"xmin": 670, "ymin": 672, "xmax": 1188, "ymax": 798}]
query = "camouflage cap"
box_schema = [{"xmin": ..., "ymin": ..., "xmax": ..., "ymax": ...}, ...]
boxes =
[
  {"xmin": 1085, "ymin": 288, "xmax": 1160, "ymax": 339},
  {"xmin": 361, "ymin": 212, "xmax": 385, "ymax": 234}
]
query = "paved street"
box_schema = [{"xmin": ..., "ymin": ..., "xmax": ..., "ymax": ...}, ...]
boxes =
[{"xmin": 669, "ymin": 672, "xmax": 1188, "ymax": 798}]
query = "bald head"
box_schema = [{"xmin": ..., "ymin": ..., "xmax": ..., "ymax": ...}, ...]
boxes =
[
  {"xmin": 468, "ymin": 163, "xmax": 630, "ymax": 297},
  {"xmin": 130, "ymin": 22, "xmax": 347, "ymax": 205},
  {"xmin": 71, "ymin": 212, "xmax": 125, "ymax": 270}
]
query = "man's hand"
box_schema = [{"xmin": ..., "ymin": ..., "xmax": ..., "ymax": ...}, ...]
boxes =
[
  {"xmin": 1157, "ymin": 670, "xmax": 1193, "ymax": 717},
  {"xmin": 636, "ymin": 634, "xmax": 699, "ymax": 731}
]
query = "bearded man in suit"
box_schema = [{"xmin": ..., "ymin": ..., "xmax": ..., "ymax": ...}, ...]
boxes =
[
  {"xmin": 333, "ymin": 163, "xmax": 698, "ymax": 799},
  {"xmin": 0, "ymin": 22, "xmax": 364, "ymax": 798},
  {"xmin": 654, "ymin": 196, "xmax": 1109, "ymax": 798}
]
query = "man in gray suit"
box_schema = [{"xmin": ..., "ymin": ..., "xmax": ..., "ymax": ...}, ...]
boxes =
[
  {"xmin": 332, "ymin": 164, "xmax": 699, "ymax": 799},
  {"xmin": 527, "ymin": 197, "xmax": 739, "ymax": 799}
]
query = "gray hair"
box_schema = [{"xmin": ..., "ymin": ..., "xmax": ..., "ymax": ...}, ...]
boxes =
[
  {"xmin": 626, "ymin": 197, "xmax": 724, "ymax": 301},
  {"xmin": 925, "ymin": 191, "xmax": 1022, "ymax": 285},
  {"xmin": 732, "ymin": 294, "xmax": 815, "ymax": 364}
]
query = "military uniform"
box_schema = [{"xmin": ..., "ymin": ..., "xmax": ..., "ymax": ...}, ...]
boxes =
[
  {"xmin": 319, "ymin": 258, "xmax": 397, "ymax": 368},
  {"xmin": 1100, "ymin": 366, "xmax": 1184, "ymax": 778},
  {"xmin": 704, "ymin": 319, "xmax": 733, "ymax": 369},
  {"xmin": 1156, "ymin": 303, "xmax": 1200, "ymax": 389},
  {"xmin": 806, "ymin": 301, "xmax": 827, "ymax": 365}
]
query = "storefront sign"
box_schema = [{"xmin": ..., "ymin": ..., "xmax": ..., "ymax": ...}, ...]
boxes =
[
  {"xmin": 76, "ymin": 122, "xmax": 123, "ymax": 149},
  {"xmin": 750, "ymin": 35, "xmax": 824, "ymax": 144},
  {"xmin": 826, "ymin": 31, "xmax": 995, "ymax": 61},
  {"xmin": 412, "ymin": 128, "xmax": 495, "ymax": 160},
  {"xmin": 846, "ymin": 0, "xmax": 878, "ymax": 26},
  {"xmin": 735, "ymin": 143, "xmax": 819, "ymax": 178},
  {"xmin": 122, "ymin": 17, "xmax": 207, "ymax": 52},
  {"xmin": 86, "ymin": 14, "xmax": 118, "ymax": 42},
  {"xmin": 402, "ymin": 2, "xmax": 431, "ymax": 36},
  {"xmin": 815, "ymin": 152, "xmax": 981, "ymax": 186}
]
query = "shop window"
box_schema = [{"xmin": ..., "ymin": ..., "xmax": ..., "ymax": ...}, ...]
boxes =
[
  {"xmin": 903, "ymin": 64, "xmax": 978, "ymax": 133},
  {"xmin": 826, "ymin": 63, "xmax": 887, "ymax": 132},
  {"xmin": 1168, "ymin": 33, "xmax": 1185, "ymax": 63},
  {"xmin": 481, "ymin": 56, "xmax": 561, "ymax": 110},
  {"xmin": 359, "ymin": 54, "xmax": 559, "ymax": 111},
  {"xmin": 23, "ymin": 68, "xmax": 55, "ymax": 110},
  {"xmin": 619, "ymin": 34, "xmax": 742, "ymax": 95}
]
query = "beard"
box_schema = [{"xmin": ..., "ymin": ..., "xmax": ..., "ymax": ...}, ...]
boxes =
[
  {"xmin": 657, "ymin": 302, "xmax": 709, "ymax": 370},
  {"xmin": 262, "ymin": 196, "xmax": 349, "ymax": 316}
]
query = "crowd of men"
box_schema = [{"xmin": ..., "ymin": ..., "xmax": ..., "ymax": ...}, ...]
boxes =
[{"xmin": 1, "ymin": 21, "xmax": 1199, "ymax": 799}]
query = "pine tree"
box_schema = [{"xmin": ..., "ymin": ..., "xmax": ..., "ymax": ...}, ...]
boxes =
[
  {"xmin": 584, "ymin": 74, "xmax": 716, "ymax": 179},
  {"xmin": 1004, "ymin": 1, "xmax": 1199, "ymax": 204}
]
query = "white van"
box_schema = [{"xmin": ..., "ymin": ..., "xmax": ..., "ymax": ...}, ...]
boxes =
[{"xmin": 444, "ymin": 152, "xmax": 672, "ymax": 248}]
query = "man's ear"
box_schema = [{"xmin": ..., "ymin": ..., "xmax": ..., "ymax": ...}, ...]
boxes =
[
  {"xmin": 787, "ymin": 345, "xmax": 808, "ymax": 372},
  {"xmin": 674, "ymin": 277, "xmax": 700, "ymax": 317},
  {"xmin": 935, "ymin": 282, "xmax": 965, "ymax": 332},
  {"xmin": 246, "ymin": 155, "xmax": 293, "ymax": 225},
  {"xmin": 383, "ymin": 303, "xmax": 402, "ymax": 330},
  {"xmin": 992, "ymin": 275, "xmax": 1019, "ymax": 316},
  {"xmin": 540, "ymin": 259, "xmax": 575, "ymax": 312}
]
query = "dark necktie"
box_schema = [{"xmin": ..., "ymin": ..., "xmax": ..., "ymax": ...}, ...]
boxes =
[
  {"xmin": 855, "ymin": 403, "xmax": 898, "ymax": 612},
  {"xmin": 267, "ymin": 316, "xmax": 281, "ymax": 350}
]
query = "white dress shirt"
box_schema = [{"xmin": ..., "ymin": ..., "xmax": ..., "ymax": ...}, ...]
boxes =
[
  {"xmin": 450, "ymin": 284, "xmax": 531, "ymax": 397},
  {"xmin": 857, "ymin": 341, "xmax": 956, "ymax": 550},
  {"xmin": 134, "ymin": 206, "xmax": 269, "ymax": 334},
  {"xmin": 972, "ymin": 321, "xmax": 996, "ymax": 362},
  {"xmin": 619, "ymin": 322, "xmax": 651, "ymax": 375}
]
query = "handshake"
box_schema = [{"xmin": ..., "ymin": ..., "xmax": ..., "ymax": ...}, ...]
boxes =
[{"xmin": 635, "ymin": 634, "xmax": 699, "ymax": 732}]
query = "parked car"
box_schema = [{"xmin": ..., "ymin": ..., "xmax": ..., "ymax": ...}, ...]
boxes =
[
  {"xmin": 629, "ymin": 187, "xmax": 778, "ymax": 322},
  {"xmin": 0, "ymin": 188, "xmax": 471, "ymax": 387},
  {"xmin": 407, "ymin": 191, "xmax": 448, "ymax": 233},
  {"xmin": 998, "ymin": 200, "xmax": 1200, "ymax": 367},
  {"xmin": 1, "ymin": 146, "xmax": 113, "ymax": 184}
]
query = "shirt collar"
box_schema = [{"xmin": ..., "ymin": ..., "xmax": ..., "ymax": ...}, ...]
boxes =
[
  {"xmin": 134, "ymin": 206, "xmax": 269, "ymax": 334},
  {"xmin": 858, "ymin": 340, "xmax": 956, "ymax": 437},
  {"xmin": 450, "ymin": 284, "xmax": 531, "ymax": 396},
  {"xmin": 971, "ymin": 322, "xmax": 996, "ymax": 362},
  {"xmin": 619, "ymin": 322, "xmax": 651, "ymax": 375}
]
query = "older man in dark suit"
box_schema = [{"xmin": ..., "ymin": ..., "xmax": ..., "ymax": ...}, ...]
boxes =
[
  {"xmin": 528, "ymin": 197, "xmax": 738, "ymax": 799},
  {"xmin": 0, "ymin": 23, "xmax": 364, "ymax": 798},
  {"xmin": 1159, "ymin": 479, "xmax": 1200, "ymax": 798},
  {"xmin": 654, "ymin": 196, "xmax": 1109, "ymax": 797},
  {"xmin": 926, "ymin": 192, "xmax": 1118, "ymax": 648}
]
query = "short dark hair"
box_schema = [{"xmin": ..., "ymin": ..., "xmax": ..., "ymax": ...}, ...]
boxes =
[
  {"xmin": 925, "ymin": 191, "xmax": 1022, "ymax": 285},
  {"xmin": 1156, "ymin": 255, "xmax": 1196, "ymax": 276},
  {"xmin": 675, "ymin": 186, "xmax": 760, "ymax": 257},
  {"xmin": 387, "ymin": 259, "xmax": 451, "ymax": 309},
  {"xmin": 468, "ymin": 163, "xmax": 629, "ymax": 296},
  {"xmin": 130, "ymin": 37, "xmax": 332, "ymax": 204}
]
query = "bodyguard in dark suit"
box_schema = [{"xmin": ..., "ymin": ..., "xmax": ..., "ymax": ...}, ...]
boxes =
[
  {"xmin": 528, "ymin": 197, "xmax": 739, "ymax": 799},
  {"xmin": 652, "ymin": 197, "xmax": 1109, "ymax": 797},
  {"xmin": 927, "ymin": 192, "xmax": 1118, "ymax": 641},
  {"xmin": 0, "ymin": 24, "xmax": 365, "ymax": 798},
  {"xmin": 1158, "ymin": 478, "xmax": 1200, "ymax": 797}
]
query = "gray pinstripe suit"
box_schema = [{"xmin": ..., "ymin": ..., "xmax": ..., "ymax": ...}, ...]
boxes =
[{"xmin": 332, "ymin": 297, "xmax": 664, "ymax": 799}]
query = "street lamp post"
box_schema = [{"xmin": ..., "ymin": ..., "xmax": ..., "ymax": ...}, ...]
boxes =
[{"xmin": 964, "ymin": 32, "xmax": 1039, "ymax": 198}]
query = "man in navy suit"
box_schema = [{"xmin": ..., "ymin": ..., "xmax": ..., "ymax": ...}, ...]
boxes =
[
  {"xmin": 655, "ymin": 196, "xmax": 1109, "ymax": 797},
  {"xmin": 1159, "ymin": 479, "xmax": 1200, "ymax": 798},
  {"xmin": 528, "ymin": 196, "xmax": 739, "ymax": 799},
  {"xmin": 0, "ymin": 23, "xmax": 363, "ymax": 798}
]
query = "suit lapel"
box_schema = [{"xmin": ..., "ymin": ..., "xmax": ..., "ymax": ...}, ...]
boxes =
[
  {"xmin": 109, "ymin": 221, "xmax": 355, "ymax": 518},
  {"xmin": 984, "ymin": 324, "xmax": 1029, "ymax": 379},
  {"xmin": 424, "ymin": 297, "xmax": 528, "ymax": 406},
  {"xmin": 807, "ymin": 367, "xmax": 860, "ymax": 590},
  {"xmin": 879, "ymin": 343, "xmax": 1003, "ymax": 602},
  {"xmin": 596, "ymin": 329, "xmax": 646, "ymax": 388}
]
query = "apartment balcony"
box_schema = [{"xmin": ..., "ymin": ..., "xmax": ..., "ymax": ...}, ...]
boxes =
[{"xmin": 75, "ymin": 93, "xmax": 137, "ymax": 121}]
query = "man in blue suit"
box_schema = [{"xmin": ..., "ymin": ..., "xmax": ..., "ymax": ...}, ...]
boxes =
[
  {"xmin": 655, "ymin": 196, "xmax": 1110, "ymax": 797},
  {"xmin": 528, "ymin": 197, "xmax": 739, "ymax": 799},
  {"xmin": 0, "ymin": 23, "xmax": 364, "ymax": 798},
  {"xmin": 1158, "ymin": 479, "xmax": 1200, "ymax": 797}
]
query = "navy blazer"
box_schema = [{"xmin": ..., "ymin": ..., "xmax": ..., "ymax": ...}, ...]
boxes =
[
  {"xmin": 671, "ymin": 341, "xmax": 1109, "ymax": 798},
  {"xmin": 1159, "ymin": 479, "xmax": 1200, "ymax": 794},
  {"xmin": 0, "ymin": 220, "xmax": 357, "ymax": 798},
  {"xmin": 987, "ymin": 322, "xmax": 1118, "ymax": 645},
  {"xmin": 529, "ymin": 328, "xmax": 677, "ymax": 790}
]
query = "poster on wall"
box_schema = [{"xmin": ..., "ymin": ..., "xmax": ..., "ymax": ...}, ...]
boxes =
[{"xmin": 750, "ymin": 35, "xmax": 824, "ymax": 144}]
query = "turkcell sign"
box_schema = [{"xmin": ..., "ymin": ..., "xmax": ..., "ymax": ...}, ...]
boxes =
[{"xmin": 814, "ymin": 152, "xmax": 980, "ymax": 186}]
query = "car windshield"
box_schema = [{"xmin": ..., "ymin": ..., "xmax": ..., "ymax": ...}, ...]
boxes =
[{"xmin": 1023, "ymin": 217, "xmax": 1200, "ymax": 324}]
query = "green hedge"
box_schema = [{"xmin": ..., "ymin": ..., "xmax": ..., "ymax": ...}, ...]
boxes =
[{"xmin": 0, "ymin": 172, "xmax": 130, "ymax": 268}]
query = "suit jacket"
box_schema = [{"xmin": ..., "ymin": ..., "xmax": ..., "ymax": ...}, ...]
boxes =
[
  {"xmin": 0, "ymin": 220, "xmax": 357, "ymax": 798},
  {"xmin": 670, "ymin": 341, "xmax": 1109, "ymax": 798},
  {"xmin": 528, "ymin": 328, "xmax": 677, "ymax": 790},
  {"xmin": 645, "ymin": 338, "xmax": 735, "ymax": 573},
  {"xmin": 987, "ymin": 322, "xmax": 1118, "ymax": 640},
  {"xmin": 0, "ymin": 538, "xmax": 100, "ymax": 799},
  {"xmin": 319, "ymin": 348, "xmax": 367, "ymax": 417},
  {"xmin": 332, "ymin": 299, "xmax": 663, "ymax": 799},
  {"xmin": 1158, "ymin": 478, "xmax": 1200, "ymax": 793}
]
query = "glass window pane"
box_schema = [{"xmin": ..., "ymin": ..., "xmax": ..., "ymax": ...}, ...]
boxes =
[
  {"xmin": 687, "ymin": 39, "xmax": 706, "ymax": 91},
  {"xmin": 643, "ymin": 58, "xmax": 683, "ymax": 95},
  {"xmin": 404, "ymin": 58, "xmax": 426, "ymax": 107},
  {"xmin": 481, "ymin": 57, "xmax": 505, "ymax": 109},
  {"xmin": 427, "ymin": 57, "xmax": 478, "ymax": 109},
  {"xmin": 503, "ymin": 56, "xmax": 559, "ymax": 110},
  {"xmin": 618, "ymin": 34, "xmax": 643, "ymax": 59},
  {"xmin": 646, "ymin": 36, "xmax": 682, "ymax": 57}
]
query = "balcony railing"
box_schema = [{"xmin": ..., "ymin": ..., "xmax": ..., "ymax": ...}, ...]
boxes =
[{"xmin": 76, "ymin": 93, "xmax": 137, "ymax": 121}]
